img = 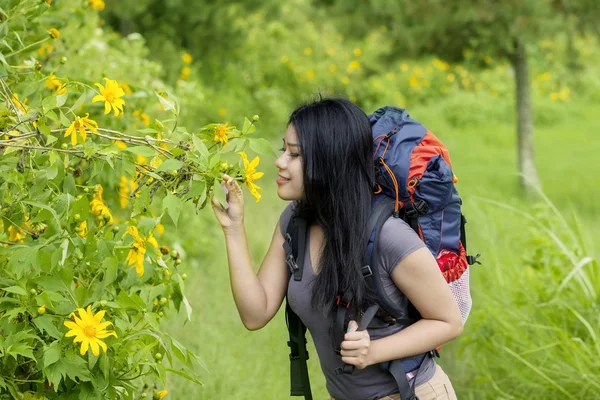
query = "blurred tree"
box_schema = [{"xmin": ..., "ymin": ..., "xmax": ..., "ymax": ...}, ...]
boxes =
[{"xmin": 320, "ymin": 0, "xmax": 599, "ymax": 192}]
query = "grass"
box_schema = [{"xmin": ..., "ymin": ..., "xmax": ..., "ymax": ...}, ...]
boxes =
[{"xmin": 161, "ymin": 101, "xmax": 599, "ymax": 399}]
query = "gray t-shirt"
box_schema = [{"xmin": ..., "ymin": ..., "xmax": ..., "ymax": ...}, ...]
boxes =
[{"xmin": 280, "ymin": 202, "xmax": 436, "ymax": 400}]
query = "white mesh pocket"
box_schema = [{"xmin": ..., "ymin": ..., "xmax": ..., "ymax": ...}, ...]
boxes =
[{"xmin": 448, "ymin": 267, "xmax": 472, "ymax": 322}]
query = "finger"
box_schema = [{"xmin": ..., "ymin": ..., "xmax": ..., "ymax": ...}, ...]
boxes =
[
  {"xmin": 347, "ymin": 320, "xmax": 358, "ymax": 333},
  {"xmin": 344, "ymin": 331, "xmax": 367, "ymax": 341},
  {"xmin": 341, "ymin": 356, "xmax": 359, "ymax": 366},
  {"xmin": 211, "ymin": 195, "xmax": 226, "ymax": 213},
  {"xmin": 340, "ymin": 341, "xmax": 362, "ymax": 351}
]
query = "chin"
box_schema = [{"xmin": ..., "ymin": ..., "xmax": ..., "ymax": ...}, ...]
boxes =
[{"xmin": 277, "ymin": 188, "xmax": 301, "ymax": 201}]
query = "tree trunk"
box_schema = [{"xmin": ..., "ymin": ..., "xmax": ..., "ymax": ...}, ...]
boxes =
[{"xmin": 511, "ymin": 39, "xmax": 541, "ymax": 192}]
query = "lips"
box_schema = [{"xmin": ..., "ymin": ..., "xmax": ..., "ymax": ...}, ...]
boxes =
[{"xmin": 278, "ymin": 174, "xmax": 290, "ymax": 180}]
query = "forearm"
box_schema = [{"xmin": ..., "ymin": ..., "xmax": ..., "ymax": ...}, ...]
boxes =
[
  {"xmin": 223, "ymin": 225, "xmax": 269, "ymax": 329},
  {"xmin": 368, "ymin": 319, "xmax": 462, "ymax": 365}
]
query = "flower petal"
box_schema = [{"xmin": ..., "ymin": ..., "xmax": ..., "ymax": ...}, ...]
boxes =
[
  {"xmin": 80, "ymin": 339, "xmax": 89, "ymax": 356},
  {"xmin": 90, "ymin": 339, "xmax": 100, "ymax": 356},
  {"xmin": 92, "ymin": 94, "xmax": 104, "ymax": 103},
  {"xmin": 104, "ymin": 101, "xmax": 111, "ymax": 115}
]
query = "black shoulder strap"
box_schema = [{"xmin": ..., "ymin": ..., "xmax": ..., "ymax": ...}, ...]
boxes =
[{"xmin": 283, "ymin": 216, "xmax": 312, "ymax": 399}]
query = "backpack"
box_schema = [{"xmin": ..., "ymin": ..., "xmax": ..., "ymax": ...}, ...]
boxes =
[{"xmin": 283, "ymin": 106, "xmax": 481, "ymax": 400}]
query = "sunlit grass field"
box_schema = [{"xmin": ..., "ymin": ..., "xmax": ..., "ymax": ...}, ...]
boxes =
[{"xmin": 164, "ymin": 101, "xmax": 599, "ymax": 399}]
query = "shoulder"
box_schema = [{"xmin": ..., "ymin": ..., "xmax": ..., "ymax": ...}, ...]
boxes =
[
  {"xmin": 377, "ymin": 215, "xmax": 426, "ymax": 274},
  {"xmin": 278, "ymin": 201, "xmax": 298, "ymax": 237}
]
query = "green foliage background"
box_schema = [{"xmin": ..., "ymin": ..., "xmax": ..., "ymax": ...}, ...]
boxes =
[{"xmin": 1, "ymin": 0, "xmax": 599, "ymax": 399}]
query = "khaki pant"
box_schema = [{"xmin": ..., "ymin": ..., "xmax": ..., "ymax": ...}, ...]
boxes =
[{"xmin": 329, "ymin": 364, "xmax": 457, "ymax": 400}]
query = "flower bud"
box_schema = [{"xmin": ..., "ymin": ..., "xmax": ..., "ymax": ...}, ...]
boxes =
[
  {"xmin": 112, "ymin": 225, "xmax": 120, "ymax": 233},
  {"xmin": 30, "ymin": 289, "xmax": 37, "ymax": 295},
  {"xmin": 60, "ymin": 56, "xmax": 67, "ymax": 64},
  {"xmin": 181, "ymin": 273, "xmax": 188, "ymax": 280},
  {"xmin": 170, "ymin": 250, "xmax": 178, "ymax": 259},
  {"xmin": 38, "ymin": 305, "xmax": 46, "ymax": 314},
  {"xmin": 252, "ymin": 115, "xmax": 259, "ymax": 122},
  {"xmin": 74, "ymin": 214, "xmax": 81, "ymax": 222},
  {"xmin": 100, "ymin": 300, "xmax": 107, "ymax": 306},
  {"xmin": 154, "ymin": 353, "xmax": 162, "ymax": 360},
  {"xmin": 159, "ymin": 297, "xmax": 168, "ymax": 306},
  {"xmin": 61, "ymin": 143, "xmax": 68, "ymax": 150}
]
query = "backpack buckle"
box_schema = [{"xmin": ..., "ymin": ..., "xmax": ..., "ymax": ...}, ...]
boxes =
[
  {"xmin": 336, "ymin": 295, "xmax": 351, "ymax": 309},
  {"xmin": 406, "ymin": 199, "xmax": 429, "ymax": 218},
  {"xmin": 286, "ymin": 253, "xmax": 298, "ymax": 272},
  {"xmin": 466, "ymin": 253, "xmax": 482, "ymax": 265},
  {"xmin": 361, "ymin": 265, "xmax": 373, "ymax": 277}
]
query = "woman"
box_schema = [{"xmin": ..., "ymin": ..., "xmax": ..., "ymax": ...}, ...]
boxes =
[{"xmin": 211, "ymin": 97, "xmax": 463, "ymax": 400}]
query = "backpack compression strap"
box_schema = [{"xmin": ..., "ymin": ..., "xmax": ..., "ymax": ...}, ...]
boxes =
[{"xmin": 283, "ymin": 216, "xmax": 312, "ymax": 399}]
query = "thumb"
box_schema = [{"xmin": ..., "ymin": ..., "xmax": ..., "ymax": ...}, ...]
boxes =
[
  {"xmin": 222, "ymin": 174, "xmax": 243, "ymax": 203},
  {"xmin": 347, "ymin": 320, "xmax": 358, "ymax": 333}
]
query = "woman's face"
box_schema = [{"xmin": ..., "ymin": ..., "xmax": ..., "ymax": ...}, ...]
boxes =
[{"xmin": 275, "ymin": 124, "xmax": 304, "ymax": 201}]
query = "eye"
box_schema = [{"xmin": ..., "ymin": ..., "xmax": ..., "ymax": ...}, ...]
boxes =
[{"xmin": 279, "ymin": 147, "xmax": 299, "ymax": 157}]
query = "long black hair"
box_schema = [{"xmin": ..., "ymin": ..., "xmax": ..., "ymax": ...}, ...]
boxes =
[{"xmin": 289, "ymin": 96, "xmax": 375, "ymax": 318}]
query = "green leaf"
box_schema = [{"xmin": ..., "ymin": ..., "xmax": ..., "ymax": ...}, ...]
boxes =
[
  {"xmin": 136, "ymin": 128, "xmax": 158, "ymax": 134},
  {"xmin": 248, "ymin": 138, "xmax": 275, "ymax": 156},
  {"xmin": 211, "ymin": 179, "xmax": 227, "ymax": 211},
  {"xmin": 242, "ymin": 117, "xmax": 256, "ymax": 135},
  {"xmin": 44, "ymin": 341, "xmax": 62, "ymax": 367},
  {"xmin": 46, "ymin": 134, "xmax": 58, "ymax": 146},
  {"xmin": 182, "ymin": 180, "xmax": 206, "ymax": 202},
  {"xmin": 155, "ymin": 158, "xmax": 183, "ymax": 173},
  {"xmin": 22, "ymin": 200, "xmax": 61, "ymax": 228},
  {"xmin": 59, "ymin": 110, "xmax": 70, "ymax": 127},
  {"xmin": 2, "ymin": 285, "xmax": 27, "ymax": 295},
  {"xmin": 192, "ymin": 135, "xmax": 209, "ymax": 159},
  {"xmin": 102, "ymin": 257, "xmax": 118, "ymax": 288},
  {"xmin": 37, "ymin": 116, "xmax": 51, "ymax": 136},
  {"xmin": 124, "ymin": 146, "xmax": 156, "ymax": 157},
  {"xmin": 69, "ymin": 90, "xmax": 87, "ymax": 113},
  {"xmin": 34, "ymin": 315, "xmax": 62, "ymax": 340},
  {"xmin": 162, "ymin": 193, "xmax": 181, "ymax": 228},
  {"xmin": 155, "ymin": 92, "xmax": 176, "ymax": 113},
  {"xmin": 56, "ymin": 93, "xmax": 68, "ymax": 108},
  {"xmin": 42, "ymin": 95, "xmax": 57, "ymax": 110}
]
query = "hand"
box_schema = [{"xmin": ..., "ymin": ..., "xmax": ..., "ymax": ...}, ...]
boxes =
[
  {"xmin": 211, "ymin": 174, "xmax": 245, "ymax": 233},
  {"xmin": 340, "ymin": 320, "xmax": 372, "ymax": 369}
]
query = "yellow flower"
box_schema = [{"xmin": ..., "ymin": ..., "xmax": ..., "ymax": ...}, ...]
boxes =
[
  {"xmin": 400, "ymin": 64, "xmax": 409, "ymax": 72},
  {"xmin": 218, "ymin": 108, "xmax": 227, "ymax": 116},
  {"xmin": 88, "ymin": 0, "xmax": 105, "ymax": 10},
  {"xmin": 8, "ymin": 225, "xmax": 26, "ymax": 242},
  {"xmin": 328, "ymin": 64, "xmax": 336, "ymax": 73},
  {"xmin": 304, "ymin": 47, "xmax": 312, "ymax": 56},
  {"xmin": 115, "ymin": 140, "xmax": 128, "ymax": 150},
  {"xmin": 136, "ymin": 155, "xmax": 147, "ymax": 164},
  {"xmin": 306, "ymin": 69, "xmax": 315, "ymax": 80},
  {"xmin": 433, "ymin": 58, "xmax": 450, "ymax": 71},
  {"xmin": 237, "ymin": 151, "xmax": 264, "ymax": 202},
  {"xmin": 155, "ymin": 390, "xmax": 168, "ymax": 399},
  {"xmin": 179, "ymin": 67, "xmax": 191, "ymax": 80},
  {"xmin": 408, "ymin": 76, "xmax": 419, "ymax": 87},
  {"xmin": 45, "ymin": 74, "xmax": 67, "ymax": 94},
  {"xmin": 49, "ymin": 28, "xmax": 60, "ymax": 39},
  {"xmin": 280, "ymin": 55, "xmax": 289, "ymax": 64},
  {"xmin": 536, "ymin": 72, "xmax": 551, "ymax": 82},
  {"xmin": 140, "ymin": 113, "xmax": 150, "ymax": 126},
  {"xmin": 446, "ymin": 73, "xmax": 455, "ymax": 83},
  {"xmin": 64, "ymin": 114, "xmax": 98, "ymax": 146},
  {"xmin": 38, "ymin": 305, "xmax": 46, "ymax": 314},
  {"xmin": 90, "ymin": 185, "xmax": 113, "ymax": 226},
  {"xmin": 213, "ymin": 122, "xmax": 235, "ymax": 146},
  {"xmin": 155, "ymin": 223, "xmax": 165, "ymax": 235},
  {"xmin": 182, "ymin": 52, "xmax": 192, "ymax": 64},
  {"xmin": 92, "ymin": 78, "xmax": 126, "ymax": 116},
  {"xmin": 78, "ymin": 221, "xmax": 88, "ymax": 238},
  {"xmin": 64, "ymin": 305, "xmax": 117, "ymax": 357},
  {"xmin": 118, "ymin": 176, "xmax": 138, "ymax": 208},
  {"xmin": 44, "ymin": 0, "xmax": 51, "ymax": 4},
  {"xmin": 347, "ymin": 60, "xmax": 361, "ymax": 73},
  {"xmin": 37, "ymin": 43, "xmax": 54, "ymax": 57},
  {"xmin": 119, "ymin": 82, "xmax": 132, "ymax": 94},
  {"xmin": 123, "ymin": 226, "xmax": 158, "ymax": 276},
  {"xmin": 353, "ymin": 48, "xmax": 362, "ymax": 57},
  {"xmin": 11, "ymin": 93, "xmax": 28, "ymax": 114},
  {"xmin": 341, "ymin": 76, "xmax": 350, "ymax": 85}
]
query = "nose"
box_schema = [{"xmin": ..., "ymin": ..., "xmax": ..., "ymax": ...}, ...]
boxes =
[{"xmin": 275, "ymin": 152, "xmax": 286, "ymax": 170}]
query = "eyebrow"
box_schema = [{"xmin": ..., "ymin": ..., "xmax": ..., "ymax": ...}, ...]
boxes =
[{"xmin": 282, "ymin": 139, "xmax": 300, "ymax": 147}]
